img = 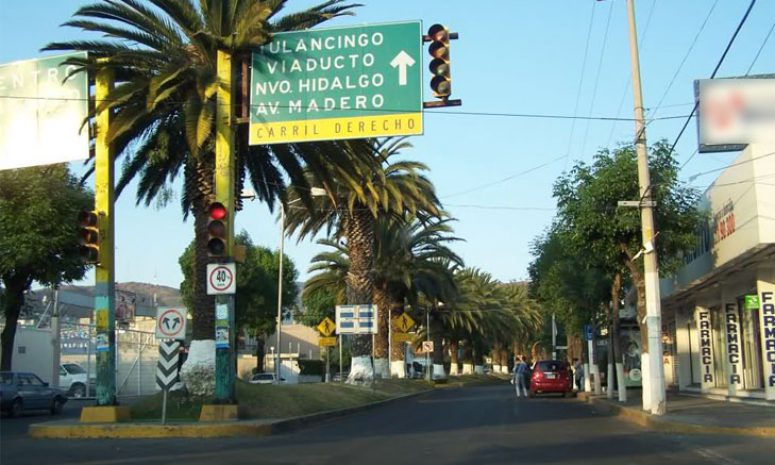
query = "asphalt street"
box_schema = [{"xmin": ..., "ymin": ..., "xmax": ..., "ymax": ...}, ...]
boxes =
[{"xmin": 2, "ymin": 385, "xmax": 773, "ymax": 465}]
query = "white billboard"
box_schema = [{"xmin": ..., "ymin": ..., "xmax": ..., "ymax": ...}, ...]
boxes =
[
  {"xmin": 0, "ymin": 53, "xmax": 89, "ymax": 170},
  {"xmin": 697, "ymin": 79, "xmax": 775, "ymax": 152}
]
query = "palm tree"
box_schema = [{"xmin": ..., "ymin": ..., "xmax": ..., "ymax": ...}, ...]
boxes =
[
  {"xmin": 44, "ymin": 1, "xmax": 371, "ymax": 370},
  {"xmin": 285, "ymin": 137, "xmax": 442, "ymax": 381}
]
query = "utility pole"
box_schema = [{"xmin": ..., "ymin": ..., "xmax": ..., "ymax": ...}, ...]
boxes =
[{"xmin": 625, "ymin": 0, "xmax": 665, "ymax": 415}]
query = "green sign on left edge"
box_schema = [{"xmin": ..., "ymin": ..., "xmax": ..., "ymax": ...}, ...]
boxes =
[
  {"xmin": 250, "ymin": 21, "xmax": 423, "ymax": 145},
  {"xmin": 0, "ymin": 52, "xmax": 88, "ymax": 170}
]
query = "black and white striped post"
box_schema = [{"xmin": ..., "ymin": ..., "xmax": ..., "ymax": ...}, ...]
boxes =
[{"xmin": 156, "ymin": 340, "xmax": 181, "ymax": 424}]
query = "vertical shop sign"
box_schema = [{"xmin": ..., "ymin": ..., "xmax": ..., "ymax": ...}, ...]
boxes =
[
  {"xmin": 724, "ymin": 302, "xmax": 743, "ymax": 388},
  {"xmin": 759, "ymin": 288, "xmax": 775, "ymax": 399},
  {"xmin": 696, "ymin": 308, "xmax": 715, "ymax": 390}
]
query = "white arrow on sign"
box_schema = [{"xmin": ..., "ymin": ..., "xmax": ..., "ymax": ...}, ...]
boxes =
[{"xmin": 390, "ymin": 50, "xmax": 415, "ymax": 86}]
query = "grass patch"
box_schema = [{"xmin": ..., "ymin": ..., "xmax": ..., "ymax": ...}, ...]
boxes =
[{"xmin": 129, "ymin": 378, "xmax": 433, "ymax": 421}]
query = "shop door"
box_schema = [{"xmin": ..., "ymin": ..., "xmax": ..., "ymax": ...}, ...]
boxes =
[
  {"xmin": 738, "ymin": 297, "xmax": 763, "ymax": 390},
  {"xmin": 711, "ymin": 307, "xmax": 728, "ymax": 388}
]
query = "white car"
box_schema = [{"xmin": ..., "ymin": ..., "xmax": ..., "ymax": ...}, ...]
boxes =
[
  {"xmin": 249, "ymin": 373, "xmax": 286, "ymax": 385},
  {"xmin": 59, "ymin": 363, "xmax": 95, "ymax": 398}
]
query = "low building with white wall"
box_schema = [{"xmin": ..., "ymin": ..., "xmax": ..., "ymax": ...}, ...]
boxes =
[{"xmin": 660, "ymin": 143, "xmax": 775, "ymax": 402}]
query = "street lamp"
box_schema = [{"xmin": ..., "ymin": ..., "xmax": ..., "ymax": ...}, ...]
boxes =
[{"xmin": 276, "ymin": 187, "xmax": 326, "ymax": 382}]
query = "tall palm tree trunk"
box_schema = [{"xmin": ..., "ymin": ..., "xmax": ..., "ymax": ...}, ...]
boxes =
[
  {"xmin": 179, "ymin": 159, "xmax": 217, "ymax": 395},
  {"xmin": 449, "ymin": 340, "xmax": 460, "ymax": 376},
  {"xmin": 373, "ymin": 282, "xmax": 390, "ymax": 378},
  {"xmin": 344, "ymin": 209, "xmax": 375, "ymax": 382}
]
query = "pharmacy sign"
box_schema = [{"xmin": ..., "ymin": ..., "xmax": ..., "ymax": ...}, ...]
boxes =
[{"xmin": 250, "ymin": 21, "xmax": 422, "ymax": 145}]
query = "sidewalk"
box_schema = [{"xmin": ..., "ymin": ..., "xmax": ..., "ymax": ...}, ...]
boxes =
[{"xmin": 577, "ymin": 390, "xmax": 775, "ymax": 437}]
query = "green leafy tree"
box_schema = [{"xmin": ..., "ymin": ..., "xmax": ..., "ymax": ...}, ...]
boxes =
[
  {"xmin": 551, "ymin": 141, "xmax": 703, "ymax": 362},
  {"xmin": 179, "ymin": 231, "xmax": 298, "ymax": 371},
  {"xmin": 45, "ymin": 0, "xmax": 370, "ymax": 349},
  {"xmin": 0, "ymin": 165, "xmax": 93, "ymax": 370}
]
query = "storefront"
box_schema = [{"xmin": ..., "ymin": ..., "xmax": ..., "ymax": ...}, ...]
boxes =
[{"xmin": 660, "ymin": 143, "xmax": 775, "ymax": 401}]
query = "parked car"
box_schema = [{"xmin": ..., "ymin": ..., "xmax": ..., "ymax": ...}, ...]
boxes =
[
  {"xmin": 59, "ymin": 363, "xmax": 96, "ymax": 398},
  {"xmin": 529, "ymin": 360, "xmax": 573, "ymax": 398},
  {"xmin": 0, "ymin": 371, "xmax": 68, "ymax": 417},
  {"xmin": 249, "ymin": 373, "xmax": 286, "ymax": 385}
]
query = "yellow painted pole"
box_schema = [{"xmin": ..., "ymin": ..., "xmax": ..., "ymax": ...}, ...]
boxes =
[
  {"xmin": 214, "ymin": 50, "xmax": 236, "ymax": 403},
  {"xmin": 94, "ymin": 66, "xmax": 117, "ymax": 406}
]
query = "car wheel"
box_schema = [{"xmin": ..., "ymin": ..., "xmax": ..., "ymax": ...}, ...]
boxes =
[
  {"xmin": 9, "ymin": 399, "xmax": 23, "ymax": 417},
  {"xmin": 71, "ymin": 383, "xmax": 85, "ymax": 398},
  {"xmin": 51, "ymin": 397, "xmax": 65, "ymax": 415}
]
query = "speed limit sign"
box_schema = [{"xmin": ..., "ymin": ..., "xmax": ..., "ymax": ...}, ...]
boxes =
[{"xmin": 207, "ymin": 263, "xmax": 236, "ymax": 295}]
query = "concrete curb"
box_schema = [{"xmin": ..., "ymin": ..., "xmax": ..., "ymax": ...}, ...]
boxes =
[
  {"xmin": 576, "ymin": 392, "xmax": 775, "ymax": 438},
  {"xmin": 29, "ymin": 388, "xmax": 433, "ymax": 439}
]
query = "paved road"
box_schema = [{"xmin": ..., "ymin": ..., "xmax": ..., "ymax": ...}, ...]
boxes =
[{"xmin": 2, "ymin": 385, "xmax": 773, "ymax": 465}]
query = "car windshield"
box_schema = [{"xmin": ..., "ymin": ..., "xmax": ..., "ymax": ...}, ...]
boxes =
[
  {"xmin": 63, "ymin": 363, "xmax": 86, "ymax": 374},
  {"xmin": 536, "ymin": 361, "xmax": 566, "ymax": 372}
]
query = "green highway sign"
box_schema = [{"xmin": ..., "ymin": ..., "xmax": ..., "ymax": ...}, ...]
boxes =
[{"xmin": 250, "ymin": 21, "xmax": 423, "ymax": 145}]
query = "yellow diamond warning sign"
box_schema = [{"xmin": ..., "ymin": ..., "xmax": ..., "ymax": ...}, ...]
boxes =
[
  {"xmin": 317, "ymin": 317, "xmax": 336, "ymax": 336},
  {"xmin": 392, "ymin": 312, "xmax": 416, "ymax": 333}
]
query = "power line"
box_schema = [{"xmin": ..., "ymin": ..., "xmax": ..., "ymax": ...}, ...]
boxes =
[
  {"xmin": 0, "ymin": 94, "xmax": 693, "ymax": 122},
  {"xmin": 686, "ymin": 149, "xmax": 775, "ymax": 182},
  {"xmin": 445, "ymin": 203, "xmax": 555, "ymax": 212},
  {"xmin": 565, "ymin": 0, "xmax": 598, "ymax": 164},
  {"xmin": 580, "ymin": 0, "xmax": 615, "ymax": 160},
  {"xmin": 649, "ymin": 0, "xmax": 719, "ymax": 120},
  {"xmin": 671, "ymin": 0, "xmax": 758, "ymax": 163},
  {"xmin": 442, "ymin": 154, "xmax": 567, "ymax": 199},
  {"xmin": 745, "ymin": 18, "xmax": 775, "ymax": 75}
]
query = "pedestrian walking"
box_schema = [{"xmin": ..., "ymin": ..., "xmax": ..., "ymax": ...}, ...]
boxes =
[
  {"xmin": 514, "ymin": 355, "xmax": 530, "ymax": 398},
  {"xmin": 573, "ymin": 358, "xmax": 584, "ymax": 391}
]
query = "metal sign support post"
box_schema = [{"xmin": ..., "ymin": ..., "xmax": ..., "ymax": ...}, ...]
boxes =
[
  {"xmin": 339, "ymin": 335, "xmax": 343, "ymax": 382},
  {"xmin": 214, "ymin": 50, "xmax": 236, "ymax": 404}
]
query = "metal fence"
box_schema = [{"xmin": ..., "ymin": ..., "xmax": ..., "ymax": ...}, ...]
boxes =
[{"xmin": 60, "ymin": 323, "xmax": 160, "ymax": 397}]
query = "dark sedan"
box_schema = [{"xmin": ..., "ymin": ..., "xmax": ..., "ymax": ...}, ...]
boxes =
[{"xmin": 0, "ymin": 371, "xmax": 68, "ymax": 417}]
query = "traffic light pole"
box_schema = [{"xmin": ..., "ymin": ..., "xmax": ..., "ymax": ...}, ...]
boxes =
[
  {"xmin": 214, "ymin": 50, "xmax": 236, "ymax": 405},
  {"xmin": 625, "ymin": 0, "xmax": 665, "ymax": 415},
  {"xmin": 93, "ymin": 67, "xmax": 117, "ymax": 407}
]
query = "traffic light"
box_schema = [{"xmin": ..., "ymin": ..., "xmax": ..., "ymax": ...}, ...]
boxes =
[
  {"xmin": 77, "ymin": 210, "xmax": 99, "ymax": 264},
  {"xmin": 428, "ymin": 24, "xmax": 451, "ymax": 99},
  {"xmin": 207, "ymin": 201, "xmax": 228, "ymax": 257}
]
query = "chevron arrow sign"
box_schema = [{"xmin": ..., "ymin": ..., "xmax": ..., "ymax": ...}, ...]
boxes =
[{"xmin": 156, "ymin": 340, "xmax": 181, "ymax": 390}]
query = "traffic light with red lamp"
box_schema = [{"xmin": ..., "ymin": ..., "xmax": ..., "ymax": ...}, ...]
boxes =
[
  {"xmin": 207, "ymin": 201, "xmax": 229, "ymax": 258},
  {"xmin": 428, "ymin": 24, "xmax": 452, "ymax": 100},
  {"xmin": 77, "ymin": 210, "xmax": 100, "ymax": 264}
]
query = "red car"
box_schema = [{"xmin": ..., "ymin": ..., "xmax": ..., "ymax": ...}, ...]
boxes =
[{"xmin": 529, "ymin": 360, "xmax": 573, "ymax": 397}]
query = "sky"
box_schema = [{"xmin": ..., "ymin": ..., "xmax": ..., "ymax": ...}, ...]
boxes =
[{"xmin": 1, "ymin": 0, "xmax": 773, "ymax": 290}]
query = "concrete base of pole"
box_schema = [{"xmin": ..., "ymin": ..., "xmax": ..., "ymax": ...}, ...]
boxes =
[
  {"xmin": 80, "ymin": 406, "xmax": 131, "ymax": 423},
  {"xmin": 390, "ymin": 360, "xmax": 405, "ymax": 378},
  {"xmin": 607, "ymin": 363, "xmax": 615, "ymax": 399},
  {"xmin": 200, "ymin": 404, "xmax": 238, "ymax": 422},
  {"xmin": 616, "ymin": 362, "xmax": 627, "ymax": 402}
]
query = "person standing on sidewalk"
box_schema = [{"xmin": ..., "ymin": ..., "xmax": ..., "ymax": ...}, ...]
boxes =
[
  {"xmin": 573, "ymin": 358, "xmax": 584, "ymax": 391},
  {"xmin": 514, "ymin": 356, "xmax": 529, "ymax": 398}
]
